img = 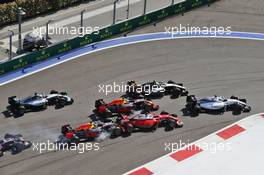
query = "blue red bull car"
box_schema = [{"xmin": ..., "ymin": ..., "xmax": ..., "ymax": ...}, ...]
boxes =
[
  {"xmin": 58, "ymin": 122, "xmax": 126, "ymax": 143},
  {"xmin": 94, "ymin": 98, "xmax": 159, "ymax": 118}
]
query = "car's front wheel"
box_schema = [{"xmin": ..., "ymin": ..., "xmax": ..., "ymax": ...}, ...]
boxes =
[
  {"xmin": 55, "ymin": 98, "xmax": 67, "ymax": 108},
  {"xmin": 171, "ymin": 88, "xmax": 180, "ymax": 99},
  {"xmin": 111, "ymin": 128, "xmax": 122, "ymax": 138},
  {"xmin": 232, "ymin": 105, "xmax": 243, "ymax": 115},
  {"xmin": 244, "ymin": 106, "xmax": 251, "ymax": 113},
  {"xmin": 11, "ymin": 144, "xmax": 22, "ymax": 154},
  {"xmin": 0, "ymin": 151, "xmax": 3, "ymax": 157},
  {"xmin": 191, "ymin": 106, "xmax": 200, "ymax": 117},
  {"xmin": 42, "ymin": 103, "xmax": 48, "ymax": 109},
  {"xmin": 165, "ymin": 120, "xmax": 176, "ymax": 131}
]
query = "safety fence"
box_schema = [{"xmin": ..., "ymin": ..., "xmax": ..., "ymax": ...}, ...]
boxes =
[{"xmin": 0, "ymin": 0, "xmax": 218, "ymax": 76}]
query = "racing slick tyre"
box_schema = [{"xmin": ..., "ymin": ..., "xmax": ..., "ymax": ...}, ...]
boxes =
[
  {"xmin": 151, "ymin": 92, "xmax": 164, "ymax": 99},
  {"xmin": 95, "ymin": 99, "xmax": 106, "ymax": 108},
  {"xmin": 171, "ymin": 114, "xmax": 178, "ymax": 117},
  {"xmin": 171, "ymin": 114, "xmax": 184, "ymax": 127},
  {"xmin": 16, "ymin": 134, "xmax": 23, "ymax": 138},
  {"xmin": 171, "ymin": 88, "xmax": 180, "ymax": 99},
  {"xmin": 47, "ymin": 98, "xmax": 56, "ymax": 106},
  {"xmin": 160, "ymin": 111, "xmax": 169, "ymax": 115},
  {"xmin": 159, "ymin": 92, "xmax": 165, "ymax": 98},
  {"xmin": 98, "ymin": 110, "xmax": 114, "ymax": 119},
  {"xmin": 42, "ymin": 103, "xmax": 48, "ymax": 109},
  {"xmin": 58, "ymin": 99, "xmax": 66, "ymax": 107},
  {"xmin": 191, "ymin": 106, "xmax": 200, "ymax": 117},
  {"xmin": 167, "ymin": 80, "xmax": 176, "ymax": 84},
  {"xmin": 142, "ymin": 103, "xmax": 158, "ymax": 112},
  {"xmin": 146, "ymin": 91, "xmax": 164, "ymax": 99},
  {"xmin": 243, "ymin": 106, "xmax": 251, "ymax": 113},
  {"xmin": 69, "ymin": 98, "xmax": 74, "ymax": 105},
  {"xmin": 232, "ymin": 104, "xmax": 243, "ymax": 115},
  {"xmin": 60, "ymin": 92, "xmax": 67, "ymax": 95},
  {"xmin": 102, "ymin": 117, "xmax": 113, "ymax": 123},
  {"xmin": 55, "ymin": 98, "xmax": 67, "ymax": 108},
  {"xmin": 182, "ymin": 90, "xmax": 189, "ymax": 96},
  {"xmin": 151, "ymin": 123, "xmax": 158, "ymax": 132},
  {"xmin": 4, "ymin": 133, "xmax": 14, "ymax": 139},
  {"xmin": 145, "ymin": 97, "xmax": 152, "ymax": 102},
  {"xmin": 230, "ymin": 96, "xmax": 239, "ymax": 100},
  {"xmin": 124, "ymin": 124, "xmax": 133, "ymax": 136},
  {"xmin": 176, "ymin": 121, "xmax": 184, "ymax": 127},
  {"xmin": 11, "ymin": 144, "xmax": 23, "ymax": 155},
  {"xmin": 61, "ymin": 125, "xmax": 72, "ymax": 135},
  {"xmin": 186, "ymin": 95, "xmax": 197, "ymax": 103},
  {"xmin": 111, "ymin": 128, "xmax": 122, "ymax": 138},
  {"xmin": 50, "ymin": 90, "xmax": 59, "ymax": 94},
  {"xmin": 165, "ymin": 120, "xmax": 176, "ymax": 131}
]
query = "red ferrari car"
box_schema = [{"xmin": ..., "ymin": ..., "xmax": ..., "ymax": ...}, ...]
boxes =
[{"xmin": 117, "ymin": 111, "xmax": 184, "ymax": 134}]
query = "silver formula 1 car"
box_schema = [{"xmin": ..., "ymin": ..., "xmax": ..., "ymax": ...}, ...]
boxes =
[
  {"xmin": 47, "ymin": 90, "xmax": 74, "ymax": 107},
  {"xmin": 0, "ymin": 134, "xmax": 32, "ymax": 157},
  {"xmin": 7, "ymin": 90, "xmax": 74, "ymax": 116},
  {"xmin": 185, "ymin": 95, "xmax": 251, "ymax": 116}
]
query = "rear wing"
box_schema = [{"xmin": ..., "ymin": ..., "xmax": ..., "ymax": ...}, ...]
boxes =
[
  {"xmin": 8, "ymin": 96, "xmax": 18, "ymax": 105},
  {"xmin": 61, "ymin": 124, "xmax": 73, "ymax": 135},
  {"xmin": 95, "ymin": 99, "xmax": 106, "ymax": 108}
]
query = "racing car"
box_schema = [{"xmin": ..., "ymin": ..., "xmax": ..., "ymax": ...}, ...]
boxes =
[
  {"xmin": 47, "ymin": 90, "xmax": 74, "ymax": 107},
  {"xmin": 185, "ymin": 95, "xmax": 251, "ymax": 116},
  {"xmin": 123, "ymin": 81, "xmax": 145, "ymax": 99},
  {"xmin": 8, "ymin": 93, "xmax": 48, "ymax": 116},
  {"xmin": 116, "ymin": 111, "xmax": 184, "ymax": 134},
  {"xmin": 125, "ymin": 80, "xmax": 188, "ymax": 99},
  {"xmin": 94, "ymin": 98, "xmax": 159, "ymax": 118},
  {"xmin": 0, "ymin": 134, "xmax": 32, "ymax": 157},
  {"xmin": 58, "ymin": 122, "xmax": 125, "ymax": 144},
  {"xmin": 7, "ymin": 90, "xmax": 74, "ymax": 116}
]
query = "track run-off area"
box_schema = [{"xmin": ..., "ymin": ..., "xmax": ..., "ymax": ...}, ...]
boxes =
[{"xmin": 125, "ymin": 113, "xmax": 264, "ymax": 175}]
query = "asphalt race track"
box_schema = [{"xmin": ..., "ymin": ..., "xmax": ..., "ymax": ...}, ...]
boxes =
[
  {"xmin": 0, "ymin": 38, "xmax": 264, "ymax": 175},
  {"xmin": 1, "ymin": 0, "xmax": 264, "ymax": 174}
]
